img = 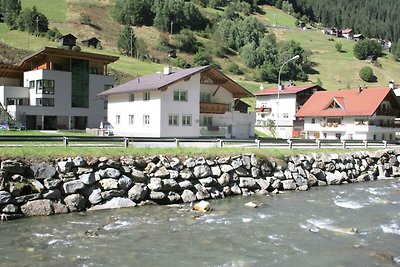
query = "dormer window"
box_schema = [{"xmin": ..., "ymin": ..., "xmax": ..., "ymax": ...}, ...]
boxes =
[{"xmin": 325, "ymin": 97, "xmax": 345, "ymax": 110}]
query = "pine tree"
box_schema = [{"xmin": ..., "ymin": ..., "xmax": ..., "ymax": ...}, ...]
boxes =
[{"xmin": 117, "ymin": 25, "xmax": 137, "ymax": 57}]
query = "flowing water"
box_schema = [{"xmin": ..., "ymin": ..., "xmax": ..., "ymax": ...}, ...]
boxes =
[{"xmin": 1, "ymin": 178, "xmax": 399, "ymax": 267}]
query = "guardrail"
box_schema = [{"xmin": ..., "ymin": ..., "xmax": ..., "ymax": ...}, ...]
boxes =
[{"xmin": 0, "ymin": 135, "xmax": 397, "ymax": 149}]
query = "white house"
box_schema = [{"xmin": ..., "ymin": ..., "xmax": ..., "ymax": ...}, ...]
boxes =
[
  {"xmin": 0, "ymin": 47, "xmax": 118, "ymax": 129},
  {"xmin": 254, "ymin": 84, "xmax": 324, "ymax": 138},
  {"xmin": 296, "ymin": 87, "xmax": 400, "ymax": 140},
  {"xmin": 98, "ymin": 66, "xmax": 255, "ymax": 138}
]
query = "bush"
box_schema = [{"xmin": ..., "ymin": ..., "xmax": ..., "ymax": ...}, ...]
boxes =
[
  {"xmin": 176, "ymin": 57, "xmax": 191, "ymax": 69},
  {"xmin": 226, "ymin": 63, "xmax": 243, "ymax": 75},
  {"xmin": 174, "ymin": 30, "xmax": 198, "ymax": 54},
  {"xmin": 80, "ymin": 13, "xmax": 91, "ymax": 25},
  {"xmin": 335, "ymin": 42, "xmax": 342, "ymax": 52},
  {"xmin": 193, "ymin": 49, "xmax": 212, "ymax": 66},
  {"xmin": 359, "ymin": 66, "xmax": 375, "ymax": 82},
  {"xmin": 354, "ymin": 39, "xmax": 383, "ymax": 60}
]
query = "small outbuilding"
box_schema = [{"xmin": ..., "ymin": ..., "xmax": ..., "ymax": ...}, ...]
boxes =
[
  {"xmin": 59, "ymin": 34, "xmax": 77, "ymax": 48},
  {"xmin": 82, "ymin": 37, "xmax": 100, "ymax": 48}
]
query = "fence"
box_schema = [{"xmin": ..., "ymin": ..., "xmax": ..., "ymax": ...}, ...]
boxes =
[{"xmin": 0, "ymin": 135, "xmax": 397, "ymax": 149}]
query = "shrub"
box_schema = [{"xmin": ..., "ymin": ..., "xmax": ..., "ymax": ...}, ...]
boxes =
[
  {"xmin": 335, "ymin": 42, "xmax": 342, "ymax": 52},
  {"xmin": 174, "ymin": 30, "xmax": 198, "ymax": 54},
  {"xmin": 354, "ymin": 39, "xmax": 383, "ymax": 60},
  {"xmin": 80, "ymin": 13, "xmax": 91, "ymax": 25},
  {"xmin": 226, "ymin": 63, "xmax": 243, "ymax": 75},
  {"xmin": 359, "ymin": 66, "xmax": 375, "ymax": 82},
  {"xmin": 176, "ymin": 57, "xmax": 191, "ymax": 69}
]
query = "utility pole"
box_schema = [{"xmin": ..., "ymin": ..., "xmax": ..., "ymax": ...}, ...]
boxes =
[
  {"xmin": 170, "ymin": 21, "xmax": 173, "ymax": 35},
  {"xmin": 36, "ymin": 16, "xmax": 39, "ymax": 37},
  {"xmin": 130, "ymin": 28, "xmax": 133, "ymax": 57}
]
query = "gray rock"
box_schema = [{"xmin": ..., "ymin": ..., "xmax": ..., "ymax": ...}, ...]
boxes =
[
  {"xmin": 149, "ymin": 191, "xmax": 166, "ymax": 200},
  {"xmin": 235, "ymin": 167, "xmax": 249, "ymax": 176},
  {"xmin": 250, "ymin": 154, "xmax": 259, "ymax": 167},
  {"xmin": 178, "ymin": 180, "xmax": 194, "ymax": 190},
  {"xmin": 98, "ymin": 168, "xmax": 121, "ymax": 179},
  {"xmin": 392, "ymin": 166, "xmax": 400, "ymax": 177},
  {"xmin": 198, "ymin": 177, "xmax": 215, "ymax": 187},
  {"xmin": 12, "ymin": 193, "xmax": 41, "ymax": 204},
  {"xmin": 230, "ymin": 184, "xmax": 242, "ymax": 195},
  {"xmin": 298, "ymin": 185, "xmax": 309, "ymax": 191},
  {"xmin": 181, "ymin": 189, "xmax": 196, "ymax": 203},
  {"xmin": 184, "ymin": 158, "xmax": 196, "ymax": 168},
  {"xmin": 101, "ymin": 190, "xmax": 125, "ymax": 200},
  {"xmin": 282, "ymin": 180, "xmax": 297, "ymax": 190},
  {"xmin": 193, "ymin": 165, "xmax": 212, "ymax": 178},
  {"xmin": 21, "ymin": 199, "xmax": 53, "ymax": 216},
  {"xmin": 0, "ymin": 191, "xmax": 12, "ymax": 204},
  {"xmin": 170, "ymin": 158, "xmax": 183, "ymax": 171},
  {"xmin": 89, "ymin": 188, "xmax": 102, "ymax": 204},
  {"xmin": 256, "ymin": 179, "xmax": 270, "ymax": 190},
  {"xmin": 1, "ymin": 160, "xmax": 26, "ymax": 175},
  {"xmin": 284, "ymin": 170, "xmax": 293, "ymax": 179},
  {"xmin": 217, "ymin": 157, "xmax": 231, "ymax": 164},
  {"xmin": 311, "ymin": 168, "xmax": 326, "ymax": 181},
  {"xmin": 217, "ymin": 173, "xmax": 230, "ymax": 186},
  {"xmin": 242, "ymin": 155, "xmax": 251, "ymax": 170},
  {"xmin": 128, "ymin": 184, "xmax": 148, "ymax": 202},
  {"xmin": 76, "ymin": 167, "xmax": 93, "ymax": 175},
  {"xmin": 162, "ymin": 179, "xmax": 179, "ymax": 191},
  {"xmin": 357, "ymin": 174, "xmax": 371, "ymax": 182},
  {"xmin": 167, "ymin": 192, "xmax": 181, "ymax": 203},
  {"xmin": 28, "ymin": 179, "xmax": 45, "ymax": 193},
  {"xmin": 44, "ymin": 178, "xmax": 62, "ymax": 189},
  {"xmin": 209, "ymin": 187, "xmax": 223, "ymax": 199},
  {"xmin": 326, "ymin": 171, "xmax": 342, "ymax": 185},
  {"xmin": 30, "ymin": 162, "xmax": 56, "ymax": 179},
  {"xmin": 220, "ymin": 164, "xmax": 234, "ymax": 173},
  {"xmin": 118, "ymin": 175, "xmax": 133, "ymax": 190},
  {"xmin": 292, "ymin": 173, "xmax": 307, "ymax": 186},
  {"xmin": 57, "ymin": 160, "xmax": 73, "ymax": 173},
  {"xmin": 42, "ymin": 189, "xmax": 62, "ymax": 200},
  {"xmin": 52, "ymin": 202, "xmax": 69, "ymax": 214},
  {"xmin": 251, "ymin": 167, "xmax": 260, "ymax": 178},
  {"xmin": 0, "ymin": 203, "xmax": 19, "ymax": 213},
  {"xmin": 80, "ymin": 173, "xmax": 100, "ymax": 185},
  {"xmin": 271, "ymin": 179, "xmax": 281, "ymax": 189},
  {"xmin": 318, "ymin": 180, "xmax": 327, "ymax": 186},
  {"xmin": 222, "ymin": 186, "xmax": 231, "ymax": 195},
  {"xmin": 239, "ymin": 177, "xmax": 258, "ymax": 189},
  {"xmin": 99, "ymin": 178, "xmax": 119, "ymax": 190},
  {"xmin": 231, "ymin": 158, "xmax": 243, "ymax": 169},
  {"xmin": 195, "ymin": 157, "xmax": 206, "ymax": 165},
  {"xmin": 154, "ymin": 166, "xmax": 170, "ymax": 178},
  {"xmin": 88, "ymin": 197, "xmax": 136, "ymax": 211},
  {"xmin": 194, "ymin": 184, "xmax": 210, "ymax": 200},
  {"xmin": 148, "ymin": 178, "xmax": 163, "ymax": 191},
  {"xmin": 211, "ymin": 165, "xmax": 221, "ymax": 177},
  {"xmin": 180, "ymin": 168, "xmax": 193, "ymax": 180},
  {"xmin": 73, "ymin": 157, "xmax": 86, "ymax": 167},
  {"xmin": 306, "ymin": 172, "xmax": 319, "ymax": 187},
  {"xmin": 63, "ymin": 194, "xmax": 86, "ymax": 212},
  {"xmin": 273, "ymin": 171, "xmax": 285, "ymax": 180},
  {"xmin": 131, "ymin": 168, "xmax": 147, "ymax": 182},
  {"xmin": 168, "ymin": 170, "xmax": 179, "ymax": 179},
  {"xmin": 260, "ymin": 162, "xmax": 273, "ymax": 176}
]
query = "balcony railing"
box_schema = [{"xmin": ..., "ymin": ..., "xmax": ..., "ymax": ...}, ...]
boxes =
[{"xmin": 200, "ymin": 102, "xmax": 228, "ymax": 114}]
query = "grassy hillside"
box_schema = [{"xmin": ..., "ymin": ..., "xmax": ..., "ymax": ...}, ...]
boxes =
[{"xmin": 1, "ymin": 1, "xmax": 399, "ymax": 98}]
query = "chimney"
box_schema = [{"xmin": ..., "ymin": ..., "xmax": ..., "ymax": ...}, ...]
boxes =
[
  {"xmin": 389, "ymin": 80, "xmax": 395, "ymax": 89},
  {"xmin": 164, "ymin": 66, "xmax": 172, "ymax": 75},
  {"xmin": 357, "ymin": 86, "xmax": 362, "ymax": 94}
]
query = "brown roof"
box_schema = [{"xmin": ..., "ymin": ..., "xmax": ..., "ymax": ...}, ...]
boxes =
[
  {"xmin": 255, "ymin": 84, "xmax": 323, "ymax": 96},
  {"xmin": 19, "ymin": 47, "xmax": 119, "ymax": 70},
  {"xmin": 98, "ymin": 65, "xmax": 254, "ymax": 98},
  {"xmin": 296, "ymin": 87, "xmax": 397, "ymax": 117},
  {"xmin": 0, "ymin": 63, "xmax": 23, "ymax": 79}
]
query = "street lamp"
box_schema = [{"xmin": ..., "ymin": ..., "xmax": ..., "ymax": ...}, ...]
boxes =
[{"xmin": 276, "ymin": 54, "xmax": 300, "ymax": 139}]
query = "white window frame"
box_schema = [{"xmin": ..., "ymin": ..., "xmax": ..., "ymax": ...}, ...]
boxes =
[
  {"xmin": 173, "ymin": 90, "xmax": 188, "ymax": 101},
  {"xmin": 168, "ymin": 114, "xmax": 179, "ymax": 126},
  {"xmin": 182, "ymin": 114, "xmax": 192, "ymax": 126},
  {"xmin": 143, "ymin": 115, "xmax": 150, "ymax": 125},
  {"xmin": 129, "ymin": 115, "xmax": 134, "ymax": 125},
  {"xmin": 115, "ymin": 115, "xmax": 121, "ymax": 125},
  {"xmin": 129, "ymin": 93, "xmax": 135, "ymax": 102},
  {"xmin": 143, "ymin": 91, "xmax": 150, "ymax": 101}
]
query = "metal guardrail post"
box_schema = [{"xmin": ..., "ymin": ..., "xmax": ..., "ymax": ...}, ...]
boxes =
[
  {"xmin": 123, "ymin": 138, "xmax": 129, "ymax": 148},
  {"xmin": 63, "ymin": 137, "xmax": 69, "ymax": 147},
  {"xmin": 287, "ymin": 139, "xmax": 293, "ymax": 149},
  {"xmin": 175, "ymin": 138, "xmax": 180, "ymax": 147},
  {"xmin": 255, "ymin": 139, "xmax": 260, "ymax": 148},
  {"xmin": 383, "ymin": 140, "xmax": 387, "ymax": 148},
  {"xmin": 316, "ymin": 139, "xmax": 321, "ymax": 149},
  {"xmin": 219, "ymin": 139, "xmax": 224, "ymax": 148},
  {"xmin": 363, "ymin": 140, "xmax": 368, "ymax": 148},
  {"xmin": 341, "ymin": 140, "xmax": 346, "ymax": 149}
]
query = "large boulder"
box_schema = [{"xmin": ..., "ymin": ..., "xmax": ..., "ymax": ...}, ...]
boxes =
[
  {"xmin": 88, "ymin": 197, "xmax": 136, "ymax": 211},
  {"xmin": 325, "ymin": 171, "xmax": 342, "ymax": 185},
  {"xmin": 193, "ymin": 165, "xmax": 212, "ymax": 178},
  {"xmin": 1, "ymin": 160, "xmax": 26, "ymax": 175},
  {"xmin": 181, "ymin": 189, "xmax": 196, "ymax": 203},
  {"xmin": 131, "ymin": 168, "xmax": 147, "ymax": 182},
  {"xmin": 80, "ymin": 173, "xmax": 100, "ymax": 185},
  {"xmin": 118, "ymin": 175, "xmax": 133, "ymax": 190},
  {"xmin": 62, "ymin": 180, "xmax": 85, "ymax": 194},
  {"xmin": 282, "ymin": 180, "xmax": 297, "ymax": 190},
  {"xmin": 21, "ymin": 199, "xmax": 53, "ymax": 216},
  {"xmin": 0, "ymin": 191, "xmax": 12, "ymax": 204},
  {"xmin": 44, "ymin": 178, "xmax": 62, "ymax": 189},
  {"xmin": 63, "ymin": 194, "xmax": 86, "ymax": 212},
  {"xmin": 100, "ymin": 190, "xmax": 125, "ymax": 200},
  {"xmin": 97, "ymin": 168, "xmax": 121, "ymax": 179},
  {"xmin": 239, "ymin": 177, "xmax": 258, "ymax": 189},
  {"xmin": 99, "ymin": 178, "xmax": 119, "ymax": 190},
  {"xmin": 154, "ymin": 166, "xmax": 170, "ymax": 178},
  {"xmin": 148, "ymin": 178, "xmax": 162, "ymax": 191},
  {"xmin": 30, "ymin": 162, "xmax": 56, "ymax": 179},
  {"xmin": 128, "ymin": 184, "xmax": 148, "ymax": 202}
]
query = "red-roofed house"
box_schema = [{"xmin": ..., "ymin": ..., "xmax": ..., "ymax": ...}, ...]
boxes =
[
  {"xmin": 254, "ymin": 84, "xmax": 324, "ymax": 138},
  {"xmin": 296, "ymin": 87, "xmax": 400, "ymax": 140},
  {"xmin": 99, "ymin": 66, "xmax": 255, "ymax": 138},
  {"xmin": 342, "ymin": 28, "xmax": 354, "ymax": 39}
]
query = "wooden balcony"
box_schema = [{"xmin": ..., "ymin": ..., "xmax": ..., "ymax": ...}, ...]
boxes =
[{"xmin": 200, "ymin": 102, "xmax": 228, "ymax": 114}]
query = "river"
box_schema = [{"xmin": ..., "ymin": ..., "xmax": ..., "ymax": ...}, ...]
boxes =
[{"xmin": 0, "ymin": 178, "xmax": 399, "ymax": 267}]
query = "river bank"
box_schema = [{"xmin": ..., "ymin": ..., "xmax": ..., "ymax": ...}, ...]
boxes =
[{"xmin": 1, "ymin": 149, "xmax": 399, "ymax": 220}]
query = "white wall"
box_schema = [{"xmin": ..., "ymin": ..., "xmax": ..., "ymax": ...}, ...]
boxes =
[{"xmin": 0, "ymin": 86, "xmax": 29, "ymax": 105}]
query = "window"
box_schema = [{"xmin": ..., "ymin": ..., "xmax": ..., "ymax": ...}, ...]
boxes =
[
  {"xmin": 335, "ymin": 133, "xmax": 341, "ymax": 140},
  {"xmin": 71, "ymin": 59, "xmax": 89, "ymax": 108},
  {"xmin": 200, "ymin": 93, "xmax": 211, "ymax": 103},
  {"xmin": 7, "ymin": 98, "xmax": 27, "ymax": 106},
  {"xmin": 283, "ymin": 113, "xmax": 289, "ymax": 118},
  {"xmin": 115, "ymin": 115, "xmax": 120, "ymax": 125},
  {"xmin": 143, "ymin": 115, "xmax": 150, "ymax": 125},
  {"xmin": 36, "ymin": 98, "xmax": 54, "ymax": 106},
  {"xmin": 202, "ymin": 116, "xmax": 212, "ymax": 126},
  {"xmin": 104, "ymin": 100, "xmax": 108, "ymax": 109},
  {"xmin": 29, "ymin": 81, "xmax": 35, "ymax": 88},
  {"xmin": 129, "ymin": 115, "xmax": 134, "ymax": 125},
  {"xmin": 36, "ymin": 79, "xmax": 55, "ymax": 94},
  {"xmin": 311, "ymin": 118, "xmax": 316, "ymax": 124},
  {"xmin": 104, "ymin": 84, "xmax": 113, "ymax": 90},
  {"xmin": 225, "ymin": 103, "xmax": 231, "ymax": 112},
  {"xmin": 173, "ymin": 90, "xmax": 187, "ymax": 101},
  {"xmin": 144, "ymin": 91, "xmax": 150, "ymax": 101},
  {"xmin": 168, "ymin": 114, "xmax": 179, "ymax": 126},
  {"xmin": 129, "ymin": 93, "xmax": 135, "ymax": 102},
  {"xmin": 182, "ymin": 115, "xmax": 192, "ymax": 126}
]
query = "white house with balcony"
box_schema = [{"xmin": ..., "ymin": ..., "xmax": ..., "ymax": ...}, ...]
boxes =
[
  {"xmin": 296, "ymin": 87, "xmax": 400, "ymax": 140},
  {"xmin": 98, "ymin": 66, "xmax": 255, "ymax": 138},
  {"xmin": 254, "ymin": 84, "xmax": 324, "ymax": 138},
  {"xmin": 0, "ymin": 47, "xmax": 118, "ymax": 129}
]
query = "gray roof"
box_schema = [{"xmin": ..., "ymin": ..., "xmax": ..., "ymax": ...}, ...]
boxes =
[{"xmin": 98, "ymin": 65, "xmax": 254, "ymax": 98}]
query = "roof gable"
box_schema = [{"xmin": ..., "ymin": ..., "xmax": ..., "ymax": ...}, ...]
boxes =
[
  {"xmin": 255, "ymin": 84, "xmax": 323, "ymax": 96},
  {"xmin": 325, "ymin": 97, "xmax": 345, "ymax": 110}
]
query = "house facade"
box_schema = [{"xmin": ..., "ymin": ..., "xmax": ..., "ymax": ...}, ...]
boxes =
[
  {"xmin": 99, "ymin": 66, "xmax": 255, "ymax": 138},
  {"xmin": 254, "ymin": 84, "xmax": 324, "ymax": 138},
  {"xmin": 0, "ymin": 47, "xmax": 118, "ymax": 129},
  {"xmin": 296, "ymin": 87, "xmax": 400, "ymax": 140}
]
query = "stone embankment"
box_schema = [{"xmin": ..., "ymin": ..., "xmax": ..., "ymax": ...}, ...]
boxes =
[{"xmin": 0, "ymin": 150, "xmax": 399, "ymax": 220}]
